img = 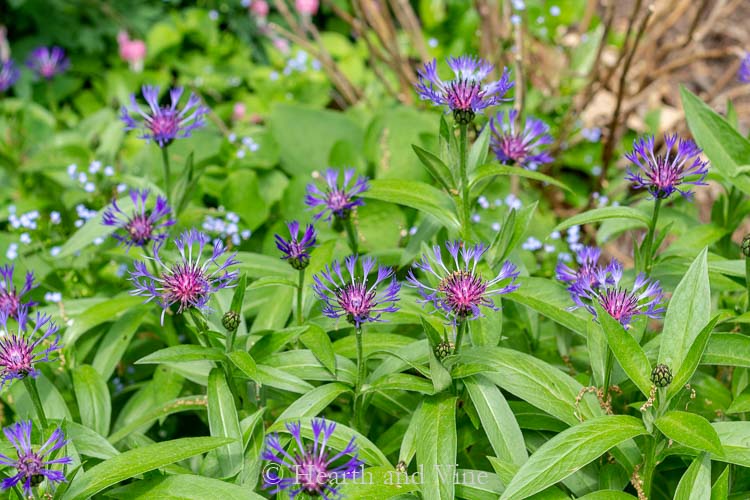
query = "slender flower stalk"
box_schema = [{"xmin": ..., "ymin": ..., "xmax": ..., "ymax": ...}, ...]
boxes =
[
  {"xmin": 415, "ymin": 55, "xmax": 514, "ymax": 124},
  {"xmin": 130, "ymin": 229, "xmax": 239, "ymax": 324},
  {"xmin": 489, "ymin": 109, "xmax": 553, "ymax": 170},
  {"xmin": 0, "ymin": 59, "xmax": 20, "ymax": 92},
  {"xmin": 26, "ymin": 47, "xmax": 69, "ymax": 80},
  {"xmin": 120, "ymin": 85, "xmax": 209, "ymax": 148},
  {"xmin": 161, "ymin": 147, "xmax": 172, "ymax": 199},
  {"xmin": 459, "ymin": 122, "xmax": 471, "ymax": 241},
  {"xmin": 568, "ymin": 264, "xmax": 665, "ymax": 329},
  {"xmin": 102, "ymin": 188, "xmax": 175, "ymax": 251},
  {"xmin": 407, "ymin": 241, "xmax": 519, "ymax": 324},
  {"xmin": 276, "ymin": 221, "xmax": 317, "ymax": 325},
  {"xmin": 312, "ymin": 256, "xmax": 400, "ymax": 424},
  {"xmin": 0, "ymin": 421, "xmax": 71, "ymax": 496},
  {"xmin": 0, "ymin": 265, "xmax": 37, "ymax": 320},
  {"xmin": 262, "ymin": 418, "xmax": 362, "ymax": 499},
  {"xmin": 0, "ymin": 308, "xmax": 61, "ymax": 388}
]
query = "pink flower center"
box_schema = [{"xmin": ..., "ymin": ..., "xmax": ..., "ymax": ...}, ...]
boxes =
[
  {"xmin": 150, "ymin": 110, "xmax": 179, "ymax": 140},
  {"xmin": 126, "ymin": 214, "xmax": 154, "ymax": 246},
  {"xmin": 163, "ymin": 263, "xmax": 210, "ymax": 312},
  {"xmin": 0, "ymin": 291, "xmax": 20, "ymax": 317},
  {"xmin": 648, "ymin": 156, "xmax": 681, "ymax": 194},
  {"xmin": 497, "ymin": 135, "xmax": 529, "ymax": 164},
  {"xmin": 336, "ymin": 283, "xmax": 375, "ymax": 323},
  {"xmin": 447, "ymin": 80, "xmax": 484, "ymax": 111},
  {"xmin": 439, "ymin": 270, "xmax": 488, "ymax": 317},
  {"xmin": 600, "ymin": 289, "xmax": 639, "ymax": 324},
  {"xmin": 295, "ymin": 455, "xmax": 330, "ymax": 494},
  {"xmin": 325, "ymin": 190, "xmax": 351, "ymax": 214},
  {"xmin": 0, "ymin": 336, "xmax": 33, "ymax": 374}
]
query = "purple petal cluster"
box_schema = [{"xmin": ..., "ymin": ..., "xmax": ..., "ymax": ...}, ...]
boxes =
[
  {"xmin": 130, "ymin": 229, "xmax": 239, "ymax": 324},
  {"xmin": 262, "ymin": 418, "xmax": 362, "ymax": 499},
  {"xmin": 625, "ymin": 134, "xmax": 709, "ymax": 200},
  {"xmin": 416, "ymin": 56, "xmax": 513, "ymax": 120},
  {"xmin": 489, "ymin": 109, "xmax": 553, "ymax": 170},
  {"xmin": 567, "ymin": 259, "xmax": 665, "ymax": 329},
  {"xmin": 0, "ymin": 265, "xmax": 37, "ymax": 320},
  {"xmin": 102, "ymin": 189, "xmax": 175, "ymax": 250},
  {"xmin": 739, "ymin": 53, "xmax": 750, "ymax": 83},
  {"xmin": 26, "ymin": 47, "xmax": 69, "ymax": 80},
  {"xmin": 120, "ymin": 85, "xmax": 209, "ymax": 147},
  {"xmin": 407, "ymin": 241, "xmax": 519, "ymax": 323},
  {"xmin": 312, "ymin": 255, "xmax": 400, "ymax": 327},
  {"xmin": 305, "ymin": 169, "xmax": 368, "ymax": 222},
  {"xmin": 0, "ymin": 421, "xmax": 71, "ymax": 495},
  {"xmin": 0, "ymin": 307, "xmax": 61, "ymax": 387},
  {"xmin": 275, "ymin": 221, "xmax": 317, "ymax": 270},
  {"xmin": 0, "ymin": 60, "xmax": 20, "ymax": 92}
]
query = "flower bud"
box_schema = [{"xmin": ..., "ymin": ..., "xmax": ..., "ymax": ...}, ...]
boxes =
[
  {"xmin": 742, "ymin": 234, "xmax": 750, "ymax": 258},
  {"xmin": 434, "ymin": 341, "xmax": 454, "ymax": 360},
  {"xmin": 651, "ymin": 364, "xmax": 672, "ymax": 388},
  {"xmin": 222, "ymin": 310, "xmax": 240, "ymax": 332},
  {"xmin": 453, "ymin": 108, "xmax": 475, "ymax": 126}
]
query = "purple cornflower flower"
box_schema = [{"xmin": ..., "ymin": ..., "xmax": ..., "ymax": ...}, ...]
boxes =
[
  {"xmin": 415, "ymin": 55, "xmax": 513, "ymax": 123},
  {"xmin": 0, "ymin": 265, "xmax": 36, "ymax": 320},
  {"xmin": 0, "ymin": 421, "xmax": 71, "ymax": 495},
  {"xmin": 0, "ymin": 60, "xmax": 20, "ymax": 92},
  {"xmin": 305, "ymin": 169, "xmax": 368, "ymax": 222},
  {"xmin": 275, "ymin": 221, "xmax": 317, "ymax": 270},
  {"xmin": 489, "ymin": 109, "xmax": 553, "ymax": 170},
  {"xmin": 120, "ymin": 85, "xmax": 209, "ymax": 147},
  {"xmin": 102, "ymin": 189, "xmax": 175, "ymax": 250},
  {"xmin": 568, "ymin": 264, "xmax": 664, "ymax": 329},
  {"xmin": 555, "ymin": 246, "xmax": 619, "ymax": 290},
  {"xmin": 130, "ymin": 229, "xmax": 239, "ymax": 324},
  {"xmin": 262, "ymin": 418, "xmax": 362, "ymax": 499},
  {"xmin": 0, "ymin": 307, "xmax": 61, "ymax": 386},
  {"xmin": 739, "ymin": 53, "xmax": 750, "ymax": 83},
  {"xmin": 407, "ymin": 241, "xmax": 519, "ymax": 323},
  {"xmin": 312, "ymin": 255, "xmax": 400, "ymax": 328},
  {"xmin": 625, "ymin": 134, "xmax": 709, "ymax": 200},
  {"xmin": 26, "ymin": 47, "xmax": 69, "ymax": 80}
]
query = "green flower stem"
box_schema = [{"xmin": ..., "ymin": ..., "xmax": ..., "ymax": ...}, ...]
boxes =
[
  {"xmin": 353, "ymin": 326, "xmax": 366, "ymax": 429},
  {"xmin": 161, "ymin": 146, "xmax": 172, "ymax": 200},
  {"xmin": 46, "ymin": 81, "xmax": 58, "ymax": 118},
  {"xmin": 642, "ymin": 198, "xmax": 662, "ymax": 273},
  {"xmin": 454, "ymin": 320, "xmax": 468, "ymax": 354},
  {"xmin": 296, "ymin": 269, "xmax": 305, "ymax": 325},
  {"xmin": 344, "ymin": 217, "xmax": 359, "ymax": 255},
  {"xmin": 23, "ymin": 377, "xmax": 48, "ymax": 430},
  {"xmin": 745, "ymin": 258, "xmax": 750, "ymax": 312},
  {"xmin": 458, "ymin": 122, "xmax": 471, "ymax": 242},
  {"xmin": 641, "ymin": 434, "xmax": 657, "ymax": 498},
  {"xmin": 602, "ymin": 349, "xmax": 614, "ymax": 401}
]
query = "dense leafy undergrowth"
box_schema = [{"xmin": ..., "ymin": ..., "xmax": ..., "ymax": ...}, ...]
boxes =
[{"xmin": 2, "ymin": 1, "xmax": 750, "ymax": 499}]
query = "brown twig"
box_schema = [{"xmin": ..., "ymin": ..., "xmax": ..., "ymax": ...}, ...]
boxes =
[{"xmin": 599, "ymin": 4, "xmax": 654, "ymax": 190}]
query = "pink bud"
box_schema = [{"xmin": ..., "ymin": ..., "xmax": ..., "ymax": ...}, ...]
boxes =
[
  {"xmin": 250, "ymin": 113, "xmax": 263, "ymax": 125},
  {"xmin": 232, "ymin": 102, "xmax": 246, "ymax": 122},
  {"xmin": 117, "ymin": 31, "xmax": 146, "ymax": 67},
  {"xmin": 250, "ymin": 0, "xmax": 269, "ymax": 17},
  {"xmin": 273, "ymin": 37, "xmax": 290, "ymax": 54},
  {"xmin": 295, "ymin": 0, "xmax": 319, "ymax": 16}
]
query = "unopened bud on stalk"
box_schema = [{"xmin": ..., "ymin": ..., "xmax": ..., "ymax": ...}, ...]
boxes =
[
  {"xmin": 651, "ymin": 364, "xmax": 672, "ymax": 388},
  {"xmin": 222, "ymin": 310, "xmax": 240, "ymax": 332}
]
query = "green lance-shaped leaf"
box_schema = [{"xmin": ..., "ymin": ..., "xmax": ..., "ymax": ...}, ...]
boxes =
[{"xmin": 500, "ymin": 416, "xmax": 647, "ymax": 499}]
